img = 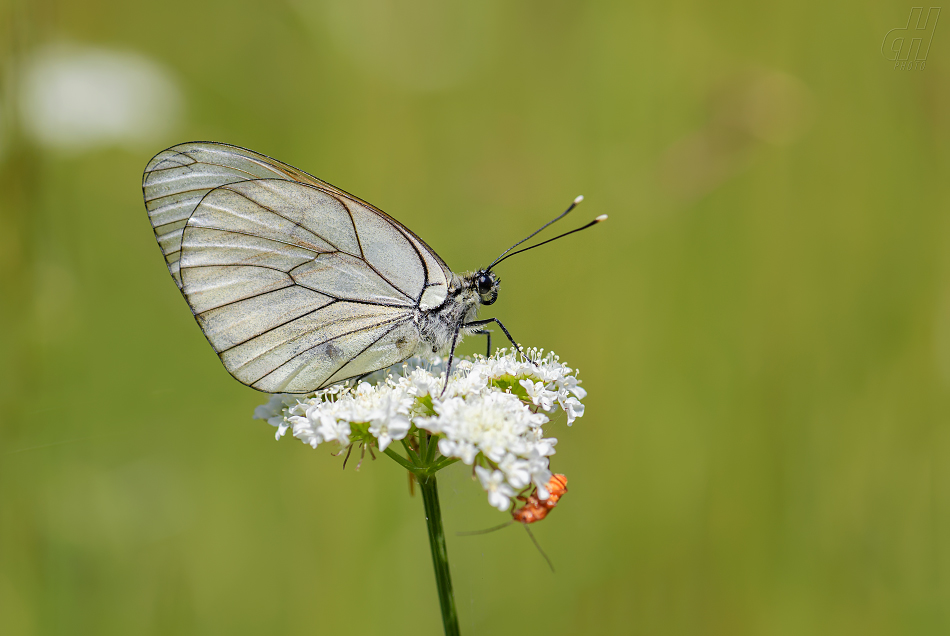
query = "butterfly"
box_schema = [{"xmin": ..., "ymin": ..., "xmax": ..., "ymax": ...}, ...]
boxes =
[{"xmin": 142, "ymin": 142, "xmax": 604, "ymax": 394}]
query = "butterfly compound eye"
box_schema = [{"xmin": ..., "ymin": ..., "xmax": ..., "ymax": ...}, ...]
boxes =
[
  {"xmin": 475, "ymin": 272, "xmax": 498, "ymax": 305},
  {"xmin": 476, "ymin": 274, "xmax": 493, "ymax": 295}
]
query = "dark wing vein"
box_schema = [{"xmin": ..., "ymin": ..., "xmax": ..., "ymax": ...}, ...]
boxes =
[
  {"xmin": 219, "ymin": 186, "xmax": 350, "ymax": 254},
  {"xmin": 398, "ymin": 226, "xmax": 430, "ymax": 304},
  {"xmin": 182, "ymin": 225, "xmax": 327, "ymax": 257},
  {"xmin": 187, "ymin": 270, "xmax": 413, "ymax": 315},
  {"xmin": 145, "ymin": 158, "xmax": 258, "ymax": 182},
  {"xmin": 212, "ymin": 301, "xmax": 343, "ymax": 355},
  {"xmin": 337, "ymin": 196, "xmax": 421, "ymax": 304},
  {"xmin": 340, "ymin": 195, "xmax": 365, "ymax": 259},
  {"xmin": 179, "ymin": 263, "xmax": 290, "ymax": 276},
  {"xmin": 318, "ymin": 321, "xmax": 407, "ymax": 387},
  {"xmin": 258, "ymin": 318, "xmax": 409, "ymax": 388}
]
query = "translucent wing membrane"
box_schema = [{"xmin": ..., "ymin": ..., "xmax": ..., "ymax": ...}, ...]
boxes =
[
  {"xmin": 142, "ymin": 141, "xmax": 455, "ymax": 392},
  {"xmin": 215, "ymin": 301, "xmax": 413, "ymax": 393},
  {"xmin": 142, "ymin": 141, "xmax": 452, "ymax": 301}
]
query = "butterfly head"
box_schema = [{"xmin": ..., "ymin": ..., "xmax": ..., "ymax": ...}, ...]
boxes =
[{"xmin": 470, "ymin": 269, "xmax": 500, "ymax": 306}]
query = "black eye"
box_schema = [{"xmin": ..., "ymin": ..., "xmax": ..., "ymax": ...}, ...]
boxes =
[{"xmin": 476, "ymin": 274, "xmax": 492, "ymax": 294}]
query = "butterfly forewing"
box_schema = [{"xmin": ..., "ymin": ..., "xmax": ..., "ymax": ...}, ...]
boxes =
[
  {"xmin": 143, "ymin": 142, "xmax": 453, "ymax": 294},
  {"xmin": 144, "ymin": 144, "xmax": 330, "ymax": 287},
  {"xmin": 142, "ymin": 142, "xmax": 455, "ymax": 392}
]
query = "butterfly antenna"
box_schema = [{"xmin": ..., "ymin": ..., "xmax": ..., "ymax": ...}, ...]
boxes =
[
  {"xmin": 523, "ymin": 525, "xmax": 555, "ymax": 573},
  {"xmin": 487, "ymin": 195, "xmax": 585, "ymax": 270},
  {"xmin": 489, "ymin": 213, "xmax": 608, "ymax": 270},
  {"xmin": 457, "ymin": 521, "xmax": 514, "ymax": 536}
]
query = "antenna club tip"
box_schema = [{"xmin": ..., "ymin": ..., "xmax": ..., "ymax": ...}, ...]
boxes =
[
  {"xmin": 574, "ymin": 195, "xmax": 584, "ymax": 205},
  {"xmin": 595, "ymin": 214, "xmax": 608, "ymax": 222}
]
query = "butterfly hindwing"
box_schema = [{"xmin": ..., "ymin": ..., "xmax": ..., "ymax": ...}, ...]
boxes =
[{"xmin": 218, "ymin": 302, "xmax": 412, "ymax": 393}]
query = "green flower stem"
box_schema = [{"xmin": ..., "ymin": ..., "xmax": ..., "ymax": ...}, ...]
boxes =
[
  {"xmin": 419, "ymin": 474, "xmax": 460, "ymax": 636},
  {"xmin": 382, "ymin": 445, "xmax": 461, "ymax": 478},
  {"xmin": 429, "ymin": 456, "xmax": 460, "ymax": 472},
  {"xmin": 383, "ymin": 447, "xmax": 415, "ymax": 472},
  {"xmin": 401, "ymin": 438, "xmax": 422, "ymax": 465},
  {"xmin": 425, "ymin": 433, "xmax": 440, "ymax": 464},
  {"xmin": 383, "ymin": 436, "xmax": 460, "ymax": 634},
  {"xmin": 419, "ymin": 429, "xmax": 430, "ymax": 460}
]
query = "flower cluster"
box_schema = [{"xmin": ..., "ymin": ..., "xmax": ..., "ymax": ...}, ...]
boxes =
[{"xmin": 253, "ymin": 348, "xmax": 587, "ymax": 512}]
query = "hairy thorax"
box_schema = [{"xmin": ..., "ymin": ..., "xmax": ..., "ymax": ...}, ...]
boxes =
[{"xmin": 415, "ymin": 272, "xmax": 483, "ymax": 355}]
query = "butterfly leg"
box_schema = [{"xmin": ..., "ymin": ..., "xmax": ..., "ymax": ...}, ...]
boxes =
[
  {"xmin": 441, "ymin": 323, "xmax": 463, "ymax": 397},
  {"xmin": 464, "ymin": 318, "xmax": 537, "ymax": 365},
  {"xmin": 472, "ymin": 329, "xmax": 492, "ymax": 357}
]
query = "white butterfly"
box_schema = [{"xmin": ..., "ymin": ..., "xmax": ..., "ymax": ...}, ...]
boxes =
[{"xmin": 142, "ymin": 142, "xmax": 604, "ymax": 394}]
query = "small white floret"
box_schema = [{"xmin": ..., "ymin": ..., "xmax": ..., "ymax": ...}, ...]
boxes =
[{"xmin": 475, "ymin": 466, "xmax": 516, "ymax": 511}]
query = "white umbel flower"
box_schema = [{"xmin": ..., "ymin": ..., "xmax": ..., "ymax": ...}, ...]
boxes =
[
  {"xmin": 519, "ymin": 379, "xmax": 557, "ymax": 411},
  {"xmin": 253, "ymin": 394, "xmax": 304, "ymax": 440},
  {"xmin": 253, "ymin": 348, "xmax": 587, "ymax": 512},
  {"xmin": 475, "ymin": 466, "xmax": 516, "ymax": 511},
  {"xmin": 367, "ymin": 392, "xmax": 412, "ymax": 451}
]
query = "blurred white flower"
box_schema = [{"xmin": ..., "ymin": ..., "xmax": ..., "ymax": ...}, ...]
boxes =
[
  {"xmin": 475, "ymin": 466, "xmax": 516, "ymax": 511},
  {"xmin": 18, "ymin": 43, "xmax": 182, "ymax": 151},
  {"xmin": 254, "ymin": 348, "xmax": 587, "ymax": 511},
  {"xmin": 527, "ymin": 450, "xmax": 554, "ymax": 500},
  {"xmin": 498, "ymin": 453, "xmax": 531, "ymax": 490},
  {"xmin": 253, "ymin": 393, "xmax": 302, "ymax": 440}
]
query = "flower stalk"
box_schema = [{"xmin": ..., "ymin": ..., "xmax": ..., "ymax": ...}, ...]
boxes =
[
  {"xmin": 419, "ymin": 474, "xmax": 459, "ymax": 636},
  {"xmin": 390, "ymin": 434, "xmax": 460, "ymax": 634}
]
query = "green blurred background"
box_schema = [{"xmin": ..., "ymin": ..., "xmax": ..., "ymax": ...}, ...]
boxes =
[{"xmin": 1, "ymin": 1, "xmax": 948, "ymax": 634}]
